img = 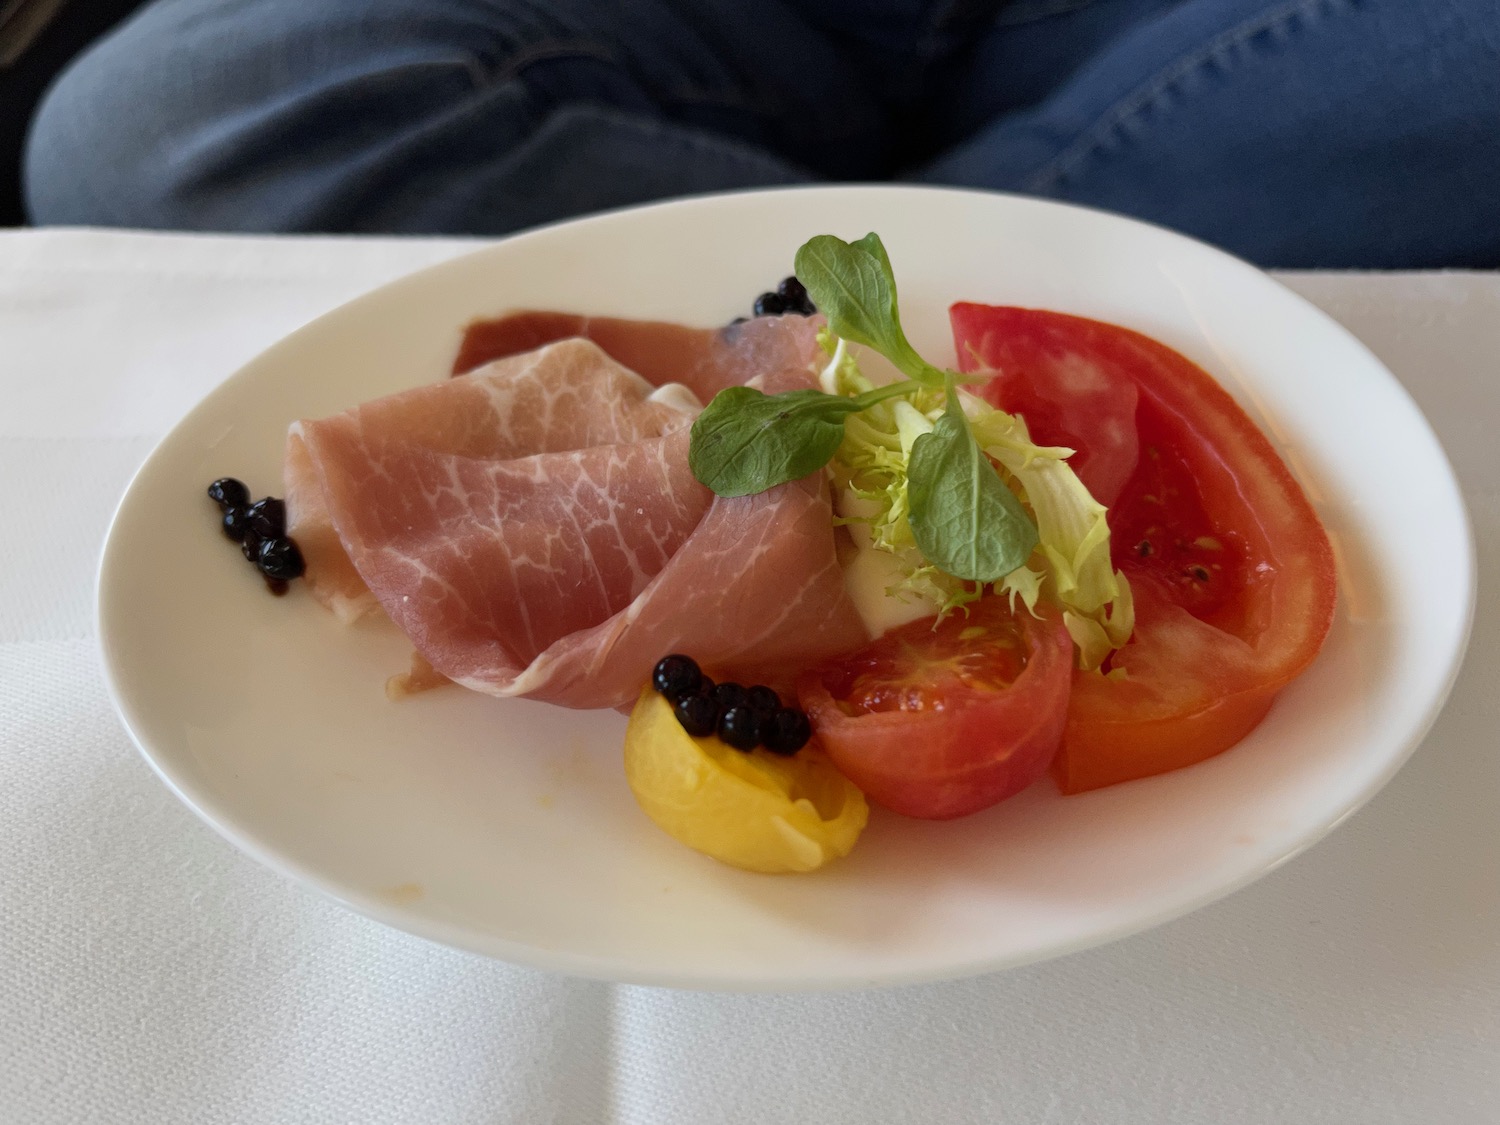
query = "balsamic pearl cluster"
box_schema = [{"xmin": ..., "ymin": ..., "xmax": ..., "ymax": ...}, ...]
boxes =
[
  {"xmin": 207, "ymin": 477, "xmax": 305, "ymax": 593},
  {"xmin": 651, "ymin": 655, "xmax": 811, "ymax": 755}
]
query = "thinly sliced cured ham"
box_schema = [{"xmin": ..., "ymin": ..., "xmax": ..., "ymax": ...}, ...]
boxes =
[
  {"xmin": 287, "ymin": 317, "xmax": 868, "ymax": 710},
  {"xmin": 498, "ymin": 472, "xmax": 867, "ymax": 708},
  {"xmin": 452, "ymin": 310, "xmax": 826, "ymax": 399},
  {"xmin": 286, "ymin": 338, "xmax": 701, "ymax": 624}
]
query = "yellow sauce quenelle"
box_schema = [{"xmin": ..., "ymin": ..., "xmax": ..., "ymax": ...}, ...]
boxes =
[{"xmin": 623, "ymin": 687, "xmax": 868, "ymax": 874}]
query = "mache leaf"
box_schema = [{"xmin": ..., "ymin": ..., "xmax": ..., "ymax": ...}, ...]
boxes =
[
  {"xmin": 907, "ymin": 391, "xmax": 1039, "ymax": 581},
  {"xmin": 689, "ymin": 386, "xmax": 864, "ymax": 497},
  {"xmin": 794, "ymin": 234, "xmax": 946, "ymax": 388}
]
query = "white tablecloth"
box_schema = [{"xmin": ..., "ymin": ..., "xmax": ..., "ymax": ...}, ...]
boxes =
[{"xmin": 2, "ymin": 229, "xmax": 1496, "ymax": 1124}]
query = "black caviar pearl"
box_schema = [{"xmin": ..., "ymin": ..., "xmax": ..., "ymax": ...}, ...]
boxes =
[
  {"xmin": 652, "ymin": 654, "xmax": 702, "ymax": 699},
  {"xmin": 257, "ymin": 537, "xmax": 305, "ymax": 581},
  {"xmin": 762, "ymin": 708, "xmax": 812, "ymax": 756},
  {"xmin": 745, "ymin": 685, "xmax": 780, "ymax": 713},
  {"xmin": 712, "ymin": 682, "xmax": 748, "ymax": 711},
  {"xmin": 240, "ymin": 529, "xmax": 264, "ymax": 562},
  {"xmin": 246, "ymin": 497, "xmax": 287, "ymax": 540},
  {"xmin": 221, "ymin": 505, "xmax": 253, "ymax": 542},
  {"xmin": 207, "ymin": 478, "xmax": 249, "ymax": 509},
  {"xmin": 692, "ymin": 674, "xmax": 716, "ymax": 699},
  {"xmin": 717, "ymin": 706, "xmax": 763, "ymax": 751},
  {"xmin": 673, "ymin": 693, "xmax": 719, "ymax": 738},
  {"xmin": 776, "ymin": 276, "xmax": 815, "ymax": 314},
  {"xmin": 752, "ymin": 291, "xmax": 786, "ymax": 317}
]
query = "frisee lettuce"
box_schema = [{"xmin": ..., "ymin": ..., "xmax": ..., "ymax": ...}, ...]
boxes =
[
  {"xmin": 687, "ymin": 232, "xmax": 1134, "ymax": 668},
  {"xmin": 963, "ymin": 392, "xmax": 1135, "ymax": 671},
  {"xmin": 820, "ymin": 331, "xmax": 1133, "ymax": 670}
]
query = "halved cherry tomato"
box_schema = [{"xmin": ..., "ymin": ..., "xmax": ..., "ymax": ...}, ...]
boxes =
[
  {"xmin": 951, "ymin": 305, "xmax": 1336, "ymax": 793},
  {"xmin": 797, "ymin": 598, "xmax": 1073, "ymax": 819}
]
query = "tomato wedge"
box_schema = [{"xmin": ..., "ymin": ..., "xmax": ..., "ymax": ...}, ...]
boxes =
[
  {"xmin": 950, "ymin": 305, "xmax": 1336, "ymax": 794},
  {"xmin": 955, "ymin": 320, "xmax": 1140, "ymax": 507},
  {"xmin": 797, "ymin": 598, "xmax": 1073, "ymax": 819}
]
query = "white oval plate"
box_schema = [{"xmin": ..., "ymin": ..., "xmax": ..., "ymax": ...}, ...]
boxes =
[{"xmin": 98, "ymin": 186, "xmax": 1473, "ymax": 991}]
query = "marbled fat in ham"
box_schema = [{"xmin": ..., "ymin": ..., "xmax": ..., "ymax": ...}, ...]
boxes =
[
  {"xmin": 286, "ymin": 338, "xmax": 701, "ymax": 624},
  {"xmin": 286, "ymin": 317, "xmax": 869, "ymax": 710}
]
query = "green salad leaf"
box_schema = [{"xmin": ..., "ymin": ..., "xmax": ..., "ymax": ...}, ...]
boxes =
[
  {"xmin": 689, "ymin": 380, "xmax": 919, "ymax": 496},
  {"xmin": 794, "ymin": 234, "xmax": 946, "ymax": 388},
  {"xmin": 907, "ymin": 380, "xmax": 1039, "ymax": 582},
  {"xmin": 689, "ymin": 387, "xmax": 863, "ymax": 497},
  {"xmin": 965, "ymin": 395, "xmax": 1135, "ymax": 669},
  {"xmin": 686, "ymin": 231, "xmax": 1135, "ymax": 667}
]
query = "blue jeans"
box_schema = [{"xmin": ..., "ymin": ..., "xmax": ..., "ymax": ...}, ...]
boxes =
[{"xmin": 22, "ymin": 0, "xmax": 1500, "ymax": 267}]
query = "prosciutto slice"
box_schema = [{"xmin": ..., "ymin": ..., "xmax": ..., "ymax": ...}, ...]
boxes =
[
  {"xmin": 287, "ymin": 316, "xmax": 868, "ymax": 710},
  {"xmin": 286, "ymin": 338, "xmax": 702, "ymax": 624},
  {"xmin": 453, "ymin": 310, "xmax": 826, "ymax": 398}
]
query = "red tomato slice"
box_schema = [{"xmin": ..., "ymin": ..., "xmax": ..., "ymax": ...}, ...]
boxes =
[
  {"xmin": 951, "ymin": 305, "xmax": 1336, "ymax": 793},
  {"xmin": 797, "ymin": 599, "xmax": 1073, "ymax": 819},
  {"xmin": 951, "ymin": 305, "xmax": 1141, "ymax": 505}
]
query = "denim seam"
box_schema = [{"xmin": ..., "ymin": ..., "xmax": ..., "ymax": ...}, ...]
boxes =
[{"xmin": 1021, "ymin": 0, "xmax": 1355, "ymax": 192}]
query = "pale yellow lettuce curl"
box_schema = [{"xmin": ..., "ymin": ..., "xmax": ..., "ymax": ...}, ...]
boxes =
[{"xmin": 818, "ymin": 332, "xmax": 1135, "ymax": 671}]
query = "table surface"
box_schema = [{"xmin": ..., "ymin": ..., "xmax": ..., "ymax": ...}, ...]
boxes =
[{"xmin": 1, "ymin": 228, "xmax": 1496, "ymax": 1125}]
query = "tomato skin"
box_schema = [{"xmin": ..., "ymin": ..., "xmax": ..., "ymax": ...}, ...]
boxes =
[
  {"xmin": 951, "ymin": 305, "xmax": 1336, "ymax": 793},
  {"xmin": 797, "ymin": 603, "xmax": 1073, "ymax": 820},
  {"xmin": 1059, "ymin": 683, "xmax": 1278, "ymax": 794},
  {"xmin": 951, "ymin": 303, "xmax": 1140, "ymax": 505},
  {"xmin": 1057, "ymin": 584, "xmax": 1284, "ymax": 792}
]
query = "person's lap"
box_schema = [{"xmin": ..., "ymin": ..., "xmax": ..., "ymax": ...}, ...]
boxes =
[
  {"xmin": 22, "ymin": 0, "xmax": 1500, "ymax": 266},
  {"xmin": 22, "ymin": 0, "xmax": 869, "ymax": 232},
  {"xmin": 919, "ymin": 0, "xmax": 1500, "ymax": 266}
]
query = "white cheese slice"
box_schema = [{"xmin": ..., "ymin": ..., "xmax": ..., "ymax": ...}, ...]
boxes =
[{"xmin": 842, "ymin": 545, "xmax": 939, "ymax": 637}]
